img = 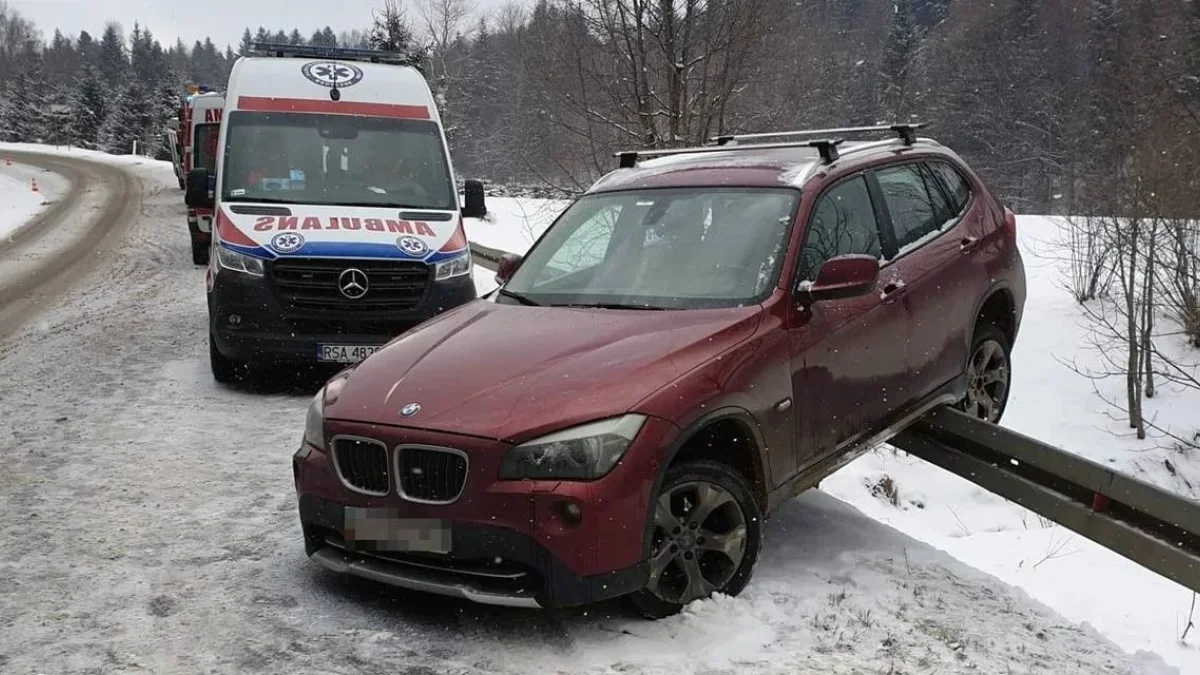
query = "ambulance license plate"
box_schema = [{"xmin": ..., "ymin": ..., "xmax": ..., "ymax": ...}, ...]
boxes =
[
  {"xmin": 316, "ymin": 344, "xmax": 381, "ymax": 363},
  {"xmin": 343, "ymin": 508, "xmax": 451, "ymax": 554}
]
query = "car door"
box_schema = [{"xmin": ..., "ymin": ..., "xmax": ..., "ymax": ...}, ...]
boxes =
[
  {"xmin": 870, "ymin": 160, "xmax": 988, "ymax": 404},
  {"xmin": 788, "ymin": 174, "xmax": 911, "ymax": 470}
]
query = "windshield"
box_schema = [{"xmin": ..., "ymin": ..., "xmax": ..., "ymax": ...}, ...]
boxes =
[
  {"xmin": 503, "ymin": 188, "xmax": 798, "ymax": 309},
  {"xmin": 193, "ymin": 123, "xmax": 218, "ymax": 173},
  {"xmin": 219, "ymin": 111, "xmax": 454, "ymax": 209}
]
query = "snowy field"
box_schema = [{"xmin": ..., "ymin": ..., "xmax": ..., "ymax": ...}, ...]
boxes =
[
  {"xmin": 0, "ymin": 155, "xmax": 69, "ymax": 242},
  {"xmin": 0, "ymin": 149, "xmax": 1187, "ymax": 674}
]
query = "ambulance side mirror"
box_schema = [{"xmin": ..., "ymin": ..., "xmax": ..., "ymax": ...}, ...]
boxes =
[
  {"xmin": 462, "ymin": 179, "xmax": 487, "ymax": 219},
  {"xmin": 185, "ymin": 169, "xmax": 214, "ymax": 209}
]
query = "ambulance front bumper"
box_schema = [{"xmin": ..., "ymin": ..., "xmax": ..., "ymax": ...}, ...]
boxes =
[{"xmin": 208, "ymin": 265, "xmax": 476, "ymax": 363}]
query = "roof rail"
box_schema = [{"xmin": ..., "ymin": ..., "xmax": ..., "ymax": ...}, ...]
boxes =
[
  {"xmin": 248, "ymin": 42, "xmax": 417, "ymax": 66},
  {"xmin": 712, "ymin": 123, "xmax": 927, "ymax": 147},
  {"xmin": 615, "ymin": 138, "xmax": 846, "ymax": 169}
]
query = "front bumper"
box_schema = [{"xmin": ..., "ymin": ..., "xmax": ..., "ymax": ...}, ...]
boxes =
[
  {"xmin": 294, "ymin": 418, "xmax": 678, "ymax": 608},
  {"xmin": 208, "ymin": 266, "xmax": 476, "ymax": 363}
]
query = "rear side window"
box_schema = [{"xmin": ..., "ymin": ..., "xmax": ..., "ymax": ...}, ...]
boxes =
[
  {"xmin": 929, "ymin": 161, "xmax": 971, "ymax": 215},
  {"xmin": 798, "ymin": 175, "xmax": 882, "ymax": 280},
  {"xmin": 875, "ymin": 163, "xmax": 952, "ymax": 250}
]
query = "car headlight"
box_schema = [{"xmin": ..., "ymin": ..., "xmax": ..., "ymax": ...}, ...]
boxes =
[
  {"xmin": 434, "ymin": 251, "xmax": 471, "ymax": 281},
  {"xmin": 215, "ymin": 244, "xmax": 265, "ymax": 276},
  {"xmin": 303, "ymin": 389, "xmax": 326, "ymax": 451},
  {"xmin": 499, "ymin": 415, "xmax": 646, "ymax": 480}
]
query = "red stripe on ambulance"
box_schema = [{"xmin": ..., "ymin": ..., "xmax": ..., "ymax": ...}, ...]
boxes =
[{"xmin": 237, "ymin": 96, "xmax": 430, "ymax": 120}]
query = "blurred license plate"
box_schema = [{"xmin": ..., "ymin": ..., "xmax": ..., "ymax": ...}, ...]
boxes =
[
  {"xmin": 317, "ymin": 344, "xmax": 380, "ymax": 363},
  {"xmin": 343, "ymin": 507, "xmax": 451, "ymax": 553}
]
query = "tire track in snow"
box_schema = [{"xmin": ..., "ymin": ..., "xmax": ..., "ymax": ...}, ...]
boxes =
[{"xmin": 0, "ymin": 151, "xmax": 140, "ymax": 344}]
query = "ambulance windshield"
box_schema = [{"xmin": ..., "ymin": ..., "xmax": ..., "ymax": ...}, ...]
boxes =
[
  {"xmin": 193, "ymin": 124, "xmax": 219, "ymax": 173},
  {"xmin": 220, "ymin": 112, "xmax": 455, "ymax": 210}
]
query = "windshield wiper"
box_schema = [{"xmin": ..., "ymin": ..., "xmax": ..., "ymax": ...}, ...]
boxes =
[
  {"xmin": 557, "ymin": 302, "xmax": 670, "ymax": 311},
  {"xmin": 497, "ymin": 288, "xmax": 543, "ymax": 307}
]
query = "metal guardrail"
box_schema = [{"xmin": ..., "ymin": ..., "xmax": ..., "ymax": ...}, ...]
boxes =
[
  {"xmin": 893, "ymin": 407, "xmax": 1200, "ymax": 593},
  {"xmin": 464, "ymin": 233, "xmax": 1200, "ymax": 591}
]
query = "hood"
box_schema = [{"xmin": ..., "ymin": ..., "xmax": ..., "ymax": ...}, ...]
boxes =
[
  {"xmin": 213, "ymin": 202, "xmax": 468, "ymax": 264},
  {"xmin": 326, "ymin": 300, "xmax": 763, "ymax": 442}
]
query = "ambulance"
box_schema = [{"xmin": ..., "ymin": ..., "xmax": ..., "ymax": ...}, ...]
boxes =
[
  {"xmin": 180, "ymin": 90, "xmax": 224, "ymax": 265},
  {"xmin": 185, "ymin": 44, "xmax": 486, "ymax": 382}
]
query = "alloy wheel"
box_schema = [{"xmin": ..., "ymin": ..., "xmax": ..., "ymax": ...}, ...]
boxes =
[
  {"xmin": 964, "ymin": 338, "xmax": 1009, "ymax": 423},
  {"xmin": 645, "ymin": 480, "xmax": 748, "ymax": 605}
]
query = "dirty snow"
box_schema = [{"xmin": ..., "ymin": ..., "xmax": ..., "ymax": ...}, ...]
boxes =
[
  {"xmin": 0, "ymin": 150, "xmax": 1180, "ymax": 674},
  {"xmin": 0, "ymin": 156, "xmax": 69, "ymax": 241}
]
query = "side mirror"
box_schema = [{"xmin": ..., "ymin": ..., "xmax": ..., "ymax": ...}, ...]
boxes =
[
  {"xmin": 185, "ymin": 168, "xmax": 214, "ymax": 209},
  {"xmin": 797, "ymin": 254, "xmax": 879, "ymax": 305},
  {"xmin": 462, "ymin": 179, "xmax": 487, "ymax": 219},
  {"xmin": 167, "ymin": 117, "xmax": 180, "ymax": 131},
  {"xmin": 495, "ymin": 253, "xmax": 522, "ymax": 285}
]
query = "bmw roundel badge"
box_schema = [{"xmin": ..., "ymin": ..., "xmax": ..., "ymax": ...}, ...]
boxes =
[{"xmin": 400, "ymin": 402, "xmax": 421, "ymax": 417}]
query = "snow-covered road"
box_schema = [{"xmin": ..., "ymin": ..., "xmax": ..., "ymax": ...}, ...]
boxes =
[{"xmin": 0, "ymin": 152, "xmax": 1174, "ymax": 674}]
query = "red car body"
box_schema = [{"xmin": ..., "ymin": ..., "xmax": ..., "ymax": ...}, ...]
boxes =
[{"xmin": 293, "ymin": 135, "xmax": 1026, "ymax": 610}]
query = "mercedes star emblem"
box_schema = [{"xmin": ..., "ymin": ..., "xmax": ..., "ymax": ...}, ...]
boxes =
[
  {"xmin": 400, "ymin": 403, "xmax": 421, "ymax": 417},
  {"xmin": 338, "ymin": 268, "xmax": 369, "ymax": 299}
]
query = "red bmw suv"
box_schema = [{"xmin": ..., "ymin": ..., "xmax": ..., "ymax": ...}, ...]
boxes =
[{"xmin": 292, "ymin": 125, "xmax": 1026, "ymax": 618}]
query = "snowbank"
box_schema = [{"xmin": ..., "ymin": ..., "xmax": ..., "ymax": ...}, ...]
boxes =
[
  {"xmin": 0, "ymin": 157, "xmax": 69, "ymax": 241},
  {"xmin": 463, "ymin": 197, "xmax": 566, "ymax": 254}
]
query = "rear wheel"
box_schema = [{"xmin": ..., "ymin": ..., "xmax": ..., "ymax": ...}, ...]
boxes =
[
  {"xmin": 209, "ymin": 333, "xmax": 240, "ymax": 384},
  {"xmin": 958, "ymin": 323, "xmax": 1012, "ymax": 423},
  {"xmin": 191, "ymin": 236, "xmax": 209, "ymax": 266},
  {"xmin": 627, "ymin": 460, "xmax": 762, "ymax": 619}
]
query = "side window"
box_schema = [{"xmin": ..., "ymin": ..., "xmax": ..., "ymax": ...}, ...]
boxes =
[
  {"xmin": 798, "ymin": 175, "xmax": 882, "ymax": 281},
  {"xmin": 930, "ymin": 161, "xmax": 972, "ymax": 215},
  {"xmin": 875, "ymin": 163, "xmax": 953, "ymax": 250}
]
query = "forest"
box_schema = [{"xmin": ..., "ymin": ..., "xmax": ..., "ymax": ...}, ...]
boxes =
[{"xmin": 0, "ymin": 0, "xmax": 1197, "ymax": 217}]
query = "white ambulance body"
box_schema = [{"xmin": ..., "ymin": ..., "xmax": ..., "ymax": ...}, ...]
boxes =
[
  {"xmin": 185, "ymin": 45, "xmax": 485, "ymax": 381},
  {"xmin": 183, "ymin": 92, "xmax": 224, "ymax": 265}
]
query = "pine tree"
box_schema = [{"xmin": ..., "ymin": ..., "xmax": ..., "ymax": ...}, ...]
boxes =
[
  {"xmin": 288, "ymin": 29, "xmax": 305, "ymax": 45},
  {"xmin": 239, "ymin": 28, "xmax": 254, "ymax": 55},
  {"xmin": 98, "ymin": 78, "xmax": 156, "ymax": 154},
  {"xmin": 369, "ymin": 1, "xmax": 423, "ymax": 66},
  {"xmin": 272, "ymin": 30, "xmax": 288, "ymax": 44},
  {"xmin": 98, "ymin": 23, "xmax": 128, "ymax": 87},
  {"xmin": 77, "ymin": 30, "xmax": 96, "ymax": 63},
  {"xmin": 0, "ymin": 44, "xmax": 50, "ymax": 143},
  {"xmin": 311, "ymin": 26, "xmax": 338, "ymax": 47},
  {"xmin": 70, "ymin": 65, "xmax": 107, "ymax": 149}
]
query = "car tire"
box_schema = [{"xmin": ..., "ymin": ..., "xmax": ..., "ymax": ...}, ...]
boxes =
[
  {"xmin": 958, "ymin": 323, "xmax": 1012, "ymax": 423},
  {"xmin": 626, "ymin": 460, "xmax": 763, "ymax": 619},
  {"xmin": 209, "ymin": 333, "xmax": 239, "ymax": 384},
  {"xmin": 191, "ymin": 237, "xmax": 209, "ymax": 266}
]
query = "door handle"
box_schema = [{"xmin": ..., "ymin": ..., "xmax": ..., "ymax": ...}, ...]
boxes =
[
  {"xmin": 881, "ymin": 279, "xmax": 907, "ymax": 304},
  {"xmin": 960, "ymin": 236, "xmax": 980, "ymax": 254}
]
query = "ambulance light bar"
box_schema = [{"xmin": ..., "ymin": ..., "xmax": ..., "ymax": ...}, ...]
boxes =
[{"xmin": 249, "ymin": 42, "xmax": 418, "ymax": 66}]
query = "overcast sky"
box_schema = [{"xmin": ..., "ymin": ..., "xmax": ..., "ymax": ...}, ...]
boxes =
[{"xmin": 10, "ymin": 0, "xmax": 450, "ymax": 49}]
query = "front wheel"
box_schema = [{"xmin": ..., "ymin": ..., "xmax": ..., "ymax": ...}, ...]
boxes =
[
  {"xmin": 958, "ymin": 323, "xmax": 1012, "ymax": 423},
  {"xmin": 626, "ymin": 460, "xmax": 763, "ymax": 619},
  {"xmin": 209, "ymin": 333, "xmax": 241, "ymax": 384}
]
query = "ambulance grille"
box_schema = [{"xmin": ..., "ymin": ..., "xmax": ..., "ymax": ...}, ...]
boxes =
[
  {"xmin": 270, "ymin": 258, "xmax": 430, "ymax": 312},
  {"xmin": 332, "ymin": 437, "xmax": 390, "ymax": 496}
]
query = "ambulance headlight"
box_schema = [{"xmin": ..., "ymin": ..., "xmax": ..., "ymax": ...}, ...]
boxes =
[
  {"xmin": 215, "ymin": 245, "xmax": 265, "ymax": 276},
  {"xmin": 434, "ymin": 251, "xmax": 471, "ymax": 281}
]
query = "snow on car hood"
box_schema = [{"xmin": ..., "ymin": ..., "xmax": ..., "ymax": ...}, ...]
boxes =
[
  {"xmin": 327, "ymin": 300, "xmax": 763, "ymax": 442},
  {"xmin": 212, "ymin": 202, "xmax": 468, "ymax": 263}
]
